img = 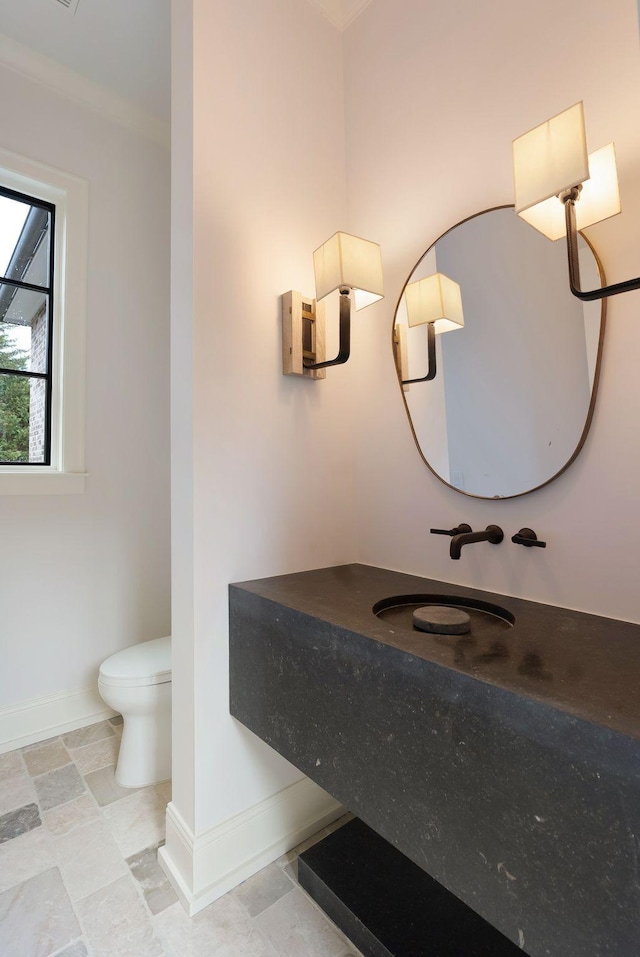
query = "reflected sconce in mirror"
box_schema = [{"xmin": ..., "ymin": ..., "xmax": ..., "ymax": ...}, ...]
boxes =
[
  {"xmin": 282, "ymin": 231, "xmax": 383, "ymax": 378},
  {"xmin": 392, "ymin": 205, "xmax": 606, "ymax": 499},
  {"xmin": 512, "ymin": 101, "xmax": 637, "ymax": 301},
  {"xmin": 397, "ymin": 272, "xmax": 464, "ymax": 385}
]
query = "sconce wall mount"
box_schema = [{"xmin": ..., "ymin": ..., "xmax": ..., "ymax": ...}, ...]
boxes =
[{"xmin": 281, "ymin": 290, "xmax": 326, "ymax": 379}]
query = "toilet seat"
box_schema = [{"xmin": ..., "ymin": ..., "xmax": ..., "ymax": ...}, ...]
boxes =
[{"xmin": 99, "ymin": 636, "xmax": 171, "ymax": 689}]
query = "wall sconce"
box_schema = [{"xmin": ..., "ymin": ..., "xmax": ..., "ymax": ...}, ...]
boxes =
[
  {"xmin": 512, "ymin": 101, "xmax": 638, "ymax": 301},
  {"xmin": 282, "ymin": 231, "xmax": 383, "ymax": 377},
  {"xmin": 399, "ymin": 272, "xmax": 464, "ymax": 385}
]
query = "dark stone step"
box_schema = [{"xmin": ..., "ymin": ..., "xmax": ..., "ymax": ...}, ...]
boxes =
[{"xmin": 298, "ymin": 819, "xmax": 526, "ymax": 957}]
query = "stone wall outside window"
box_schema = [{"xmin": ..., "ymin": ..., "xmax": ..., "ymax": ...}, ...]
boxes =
[{"xmin": 29, "ymin": 304, "xmax": 47, "ymax": 462}]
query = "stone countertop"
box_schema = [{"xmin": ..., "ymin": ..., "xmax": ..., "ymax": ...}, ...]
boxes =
[
  {"xmin": 229, "ymin": 563, "xmax": 640, "ymax": 956},
  {"xmin": 231, "ymin": 562, "xmax": 640, "ymax": 742}
]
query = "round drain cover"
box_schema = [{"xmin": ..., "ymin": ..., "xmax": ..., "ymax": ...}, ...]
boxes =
[{"xmin": 413, "ymin": 605, "xmax": 471, "ymax": 635}]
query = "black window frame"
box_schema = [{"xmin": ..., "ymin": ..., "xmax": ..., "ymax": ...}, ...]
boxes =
[{"xmin": 0, "ymin": 184, "xmax": 56, "ymax": 466}]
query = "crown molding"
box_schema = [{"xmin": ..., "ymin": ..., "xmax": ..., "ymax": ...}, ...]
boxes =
[
  {"xmin": 342, "ymin": 0, "xmax": 374, "ymax": 29},
  {"xmin": 306, "ymin": 0, "xmax": 343, "ymax": 29},
  {"xmin": 306, "ymin": 0, "xmax": 373, "ymax": 30},
  {"xmin": 0, "ymin": 32, "xmax": 169, "ymax": 150}
]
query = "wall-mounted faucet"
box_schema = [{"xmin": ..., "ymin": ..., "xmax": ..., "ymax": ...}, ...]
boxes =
[{"xmin": 450, "ymin": 525, "xmax": 504, "ymax": 560}]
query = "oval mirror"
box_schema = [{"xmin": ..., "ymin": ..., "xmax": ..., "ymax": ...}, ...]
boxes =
[{"xmin": 393, "ymin": 206, "xmax": 606, "ymax": 500}]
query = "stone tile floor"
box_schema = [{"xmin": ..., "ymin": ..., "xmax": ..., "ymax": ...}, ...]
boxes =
[{"xmin": 0, "ymin": 718, "xmax": 362, "ymax": 957}]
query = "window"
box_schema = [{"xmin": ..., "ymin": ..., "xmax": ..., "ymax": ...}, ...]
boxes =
[
  {"xmin": 0, "ymin": 148, "xmax": 88, "ymax": 494},
  {"xmin": 0, "ymin": 186, "xmax": 55, "ymax": 465}
]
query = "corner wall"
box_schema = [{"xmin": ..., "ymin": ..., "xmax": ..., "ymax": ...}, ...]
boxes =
[
  {"xmin": 0, "ymin": 60, "xmax": 171, "ymax": 745},
  {"xmin": 165, "ymin": 0, "xmax": 352, "ymax": 909},
  {"xmin": 345, "ymin": 0, "xmax": 640, "ymax": 622}
]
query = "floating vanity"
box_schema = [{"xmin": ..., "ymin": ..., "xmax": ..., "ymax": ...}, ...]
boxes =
[{"xmin": 229, "ymin": 564, "xmax": 640, "ymax": 957}]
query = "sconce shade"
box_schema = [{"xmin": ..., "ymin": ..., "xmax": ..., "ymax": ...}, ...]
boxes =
[
  {"xmin": 516, "ymin": 143, "xmax": 621, "ymax": 241},
  {"xmin": 513, "ymin": 102, "xmax": 589, "ymax": 217},
  {"xmin": 514, "ymin": 101, "xmax": 638, "ymax": 301},
  {"xmin": 405, "ymin": 273, "xmax": 464, "ymax": 335},
  {"xmin": 313, "ymin": 231, "xmax": 384, "ymax": 310}
]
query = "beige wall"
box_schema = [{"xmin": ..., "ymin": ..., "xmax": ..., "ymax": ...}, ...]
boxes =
[
  {"xmin": 345, "ymin": 0, "xmax": 640, "ymax": 621},
  {"xmin": 171, "ymin": 0, "xmax": 353, "ymax": 847},
  {"xmin": 0, "ymin": 64, "xmax": 171, "ymax": 708}
]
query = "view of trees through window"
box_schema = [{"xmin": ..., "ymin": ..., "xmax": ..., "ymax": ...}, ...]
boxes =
[{"xmin": 0, "ymin": 326, "xmax": 29, "ymax": 461}]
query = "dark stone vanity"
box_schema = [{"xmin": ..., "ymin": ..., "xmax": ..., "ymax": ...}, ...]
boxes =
[{"xmin": 229, "ymin": 564, "xmax": 640, "ymax": 957}]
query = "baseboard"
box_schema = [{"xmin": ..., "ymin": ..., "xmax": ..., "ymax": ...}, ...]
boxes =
[
  {"xmin": 0, "ymin": 686, "xmax": 116, "ymax": 753},
  {"xmin": 159, "ymin": 776, "xmax": 343, "ymax": 916}
]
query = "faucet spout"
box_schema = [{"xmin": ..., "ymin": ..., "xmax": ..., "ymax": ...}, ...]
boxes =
[{"xmin": 450, "ymin": 524, "xmax": 504, "ymax": 560}]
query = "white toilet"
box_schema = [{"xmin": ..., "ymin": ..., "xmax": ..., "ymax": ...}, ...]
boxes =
[{"xmin": 98, "ymin": 636, "xmax": 172, "ymax": 788}]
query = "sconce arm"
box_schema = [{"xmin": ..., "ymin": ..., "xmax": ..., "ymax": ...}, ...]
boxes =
[
  {"xmin": 562, "ymin": 191, "xmax": 640, "ymax": 301},
  {"xmin": 402, "ymin": 322, "xmax": 437, "ymax": 384},
  {"xmin": 303, "ymin": 288, "xmax": 351, "ymax": 370}
]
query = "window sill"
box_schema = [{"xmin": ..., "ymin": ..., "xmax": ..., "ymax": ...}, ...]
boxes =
[{"xmin": 0, "ymin": 470, "xmax": 87, "ymax": 495}]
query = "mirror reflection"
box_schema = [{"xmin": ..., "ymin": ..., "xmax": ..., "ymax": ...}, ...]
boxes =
[{"xmin": 394, "ymin": 207, "xmax": 604, "ymax": 499}]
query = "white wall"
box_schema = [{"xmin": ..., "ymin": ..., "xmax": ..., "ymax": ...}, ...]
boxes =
[
  {"xmin": 0, "ymin": 64, "xmax": 171, "ymax": 714},
  {"xmin": 345, "ymin": 0, "xmax": 640, "ymax": 623},
  {"xmin": 168, "ymin": 0, "xmax": 354, "ymax": 899}
]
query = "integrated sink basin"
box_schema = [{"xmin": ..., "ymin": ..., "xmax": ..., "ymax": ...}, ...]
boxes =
[
  {"xmin": 373, "ymin": 593, "xmax": 514, "ymax": 632},
  {"xmin": 373, "ymin": 593, "xmax": 515, "ymax": 661},
  {"xmin": 229, "ymin": 563, "xmax": 640, "ymax": 957}
]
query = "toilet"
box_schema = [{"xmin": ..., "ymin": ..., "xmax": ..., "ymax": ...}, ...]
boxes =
[{"xmin": 98, "ymin": 636, "xmax": 171, "ymax": 788}]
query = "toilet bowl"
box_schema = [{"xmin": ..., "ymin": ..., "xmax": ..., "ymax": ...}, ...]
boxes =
[{"xmin": 98, "ymin": 636, "xmax": 171, "ymax": 788}]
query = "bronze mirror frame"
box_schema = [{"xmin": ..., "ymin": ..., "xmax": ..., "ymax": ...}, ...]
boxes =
[{"xmin": 392, "ymin": 205, "xmax": 607, "ymax": 500}]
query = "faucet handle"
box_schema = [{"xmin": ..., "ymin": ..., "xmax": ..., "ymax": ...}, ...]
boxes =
[
  {"xmin": 430, "ymin": 523, "xmax": 472, "ymax": 537},
  {"xmin": 512, "ymin": 527, "xmax": 546, "ymax": 548}
]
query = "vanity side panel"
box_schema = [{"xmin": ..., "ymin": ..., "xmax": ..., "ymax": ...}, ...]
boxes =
[{"xmin": 229, "ymin": 586, "xmax": 640, "ymax": 957}]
